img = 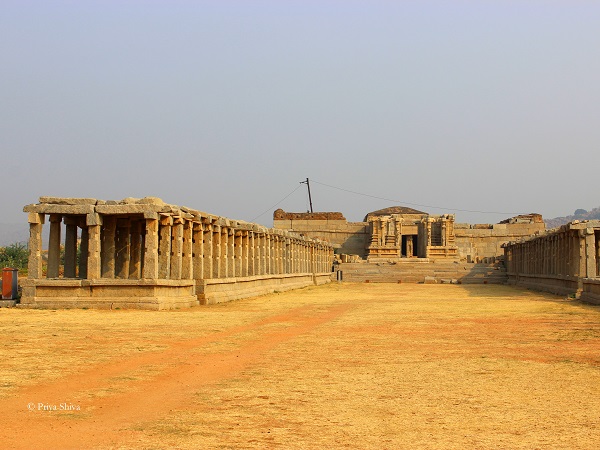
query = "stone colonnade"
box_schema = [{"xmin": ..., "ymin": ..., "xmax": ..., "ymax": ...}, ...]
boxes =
[
  {"xmin": 503, "ymin": 221, "xmax": 600, "ymax": 300},
  {"xmin": 24, "ymin": 197, "xmax": 333, "ymax": 283}
]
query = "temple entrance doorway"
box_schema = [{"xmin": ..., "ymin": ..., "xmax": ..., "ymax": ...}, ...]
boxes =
[{"xmin": 401, "ymin": 235, "xmax": 418, "ymax": 258}]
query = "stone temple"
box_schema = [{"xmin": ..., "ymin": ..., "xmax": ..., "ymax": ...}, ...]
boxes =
[{"xmin": 273, "ymin": 207, "xmax": 544, "ymax": 262}]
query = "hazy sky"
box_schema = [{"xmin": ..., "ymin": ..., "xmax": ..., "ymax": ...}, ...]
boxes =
[{"xmin": 2, "ymin": 1, "xmax": 599, "ymax": 227}]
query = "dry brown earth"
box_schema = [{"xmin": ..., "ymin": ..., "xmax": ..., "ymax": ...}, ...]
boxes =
[{"xmin": 1, "ymin": 283, "xmax": 599, "ymax": 449}]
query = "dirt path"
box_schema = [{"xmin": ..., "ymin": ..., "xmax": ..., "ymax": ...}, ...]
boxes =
[{"xmin": 0, "ymin": 303, "xmax": 351, "ymax": 449}]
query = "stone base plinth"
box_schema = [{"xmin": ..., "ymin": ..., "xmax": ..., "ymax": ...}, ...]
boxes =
[
  {"xmin": 196, "ymin": 273, "xmax": 331, "ymax": 305},
  {"xmin": 19, "ymin": 278, "xmax": 198, "ymax": 310},
  {"xmin": 506, "ymin": 273, "xmax": 580, "ymax": 297},
  {"xmin": 582, "ymin": 278, "xmax": 600, "ymax": 305}
]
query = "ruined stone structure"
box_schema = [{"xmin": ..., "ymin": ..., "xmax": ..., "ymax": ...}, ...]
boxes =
[
  {"xmin": 455, "ymin": 214, "xmax": 545, "ymax": 263},
  {"xmin": 503, "ymin": 220, "xmax": 600, "ymax": 304},
  {"xmin": 274, "ymin": 208, "xmax": 543, "ymax": 262},
  {"xmin": 273, "ymin": 209, "xmax": 369, "ymax": 258},
  {"xmin": 21, "ymin": 197, "xmax": 334, "ymax": 309},
  {"xmin": 365, "ymin": 207, "xmax": 457, "ymax": 259}
]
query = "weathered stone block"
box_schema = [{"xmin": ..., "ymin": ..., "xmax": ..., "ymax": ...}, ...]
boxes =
[
  {"xmin": 86, "ymin": 213, "xmax": 102, "ymax": 226},
  {"xmin": 27, "ymin": 212, "xmax": 44, "ymax": 224},
  {"xmin": 39, "ymin": 197, "xmax": 97, "ymax": 205}
]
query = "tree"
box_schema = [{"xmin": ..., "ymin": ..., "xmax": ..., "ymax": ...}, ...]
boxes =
[{"xmin": 0, "ymin": 242, "xmax": 28, "ymax": 270}]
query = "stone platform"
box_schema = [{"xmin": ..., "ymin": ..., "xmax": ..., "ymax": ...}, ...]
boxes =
[{"xmin": 335, "ymin": 260, "xmax": 507, "ymax": 284}]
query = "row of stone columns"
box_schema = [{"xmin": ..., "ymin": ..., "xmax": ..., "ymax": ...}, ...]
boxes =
[
  {"xmin": 28, "ymin": 213, "xmax": 333, "ymax": 281},
  {"xmin": 505, "ymin": 227, "xmax": 599, "ymax": 278},
  {"xmin": 192, "ymin": 222, "xmax": 330, "ymax": 280}
]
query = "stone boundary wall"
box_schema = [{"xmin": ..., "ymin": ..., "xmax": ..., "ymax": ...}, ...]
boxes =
[
  {"xmin": 503, "ymin": 221, "xmax": 600, "ymax": 300},
  {"xmin": 454, "ymin": 222, "xmax": 545, "ymax": 262},
  {"xmin": 273, "ymin": 210, "xmax": 369, "ymax": 258},
  {"xmin": 21, "ymin": 197, "xmax": 334, "ymax": 309}
]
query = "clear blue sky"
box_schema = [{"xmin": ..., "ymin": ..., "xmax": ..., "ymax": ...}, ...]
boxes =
[{"xmin": 2, "ymin": 1, "xmax": 599, "ymax": 226}]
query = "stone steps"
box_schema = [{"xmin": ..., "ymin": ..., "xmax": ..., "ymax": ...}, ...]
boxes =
[{"xmin": 336, "ymin": 261, "xmax": 507, "ymax": 284}]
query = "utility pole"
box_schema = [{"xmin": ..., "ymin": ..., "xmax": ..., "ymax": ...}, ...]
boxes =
[{"xmin": 300, "ymin": 178, "xmax": 313, "ymax": 213}]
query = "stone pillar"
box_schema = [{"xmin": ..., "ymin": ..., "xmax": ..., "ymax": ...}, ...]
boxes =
[
  {"xmin": 143, "ymin": 217, "xmax": 159, "ymax": 280},
  {"xmin": 241, "ymin": 231, "xmax": 249, "ymax": 277},
  {"xmin": 425, "ymin": 220, "xmax": 432, "ymax": 258},
  {"xmin": 171, "ymin": 218, "xmax": 184, "ymax": 280},
  {"xmin": 379, "ymin": 219, "xmax": 386, "ymax": 246},
  {"xmin": 570, "ymin": 231, "xmax": 578, "ymax": 276},
  {"xmin": 290, "ymin": 240, "xmax": 295, "ymax": 274},
  {"xmin": 252, "ymin": 233, "xmax": 259, "ymax": 276},
  {"xmin": 79, "ymin": 224, "xmax": 89, "ymax": 279},
  {"xmin": 264, "ymin": 233, "xmax": 269, "ymax": 275},
  {"xmin": 259, "ymin": 232, "xmax": 270, "ymax": 275},
  {"xmin": 596, "ymin": 232, "xmax": 600, "ymax": 277},
  {"xmin": 547, "ymin": 236, "xmax": 552, "ymax": 275},
  {"xmin": 27, "ymin": 213, "xmax": 44, "ymax": 279},
  {"xmin": 279, "ymin": 237, "xmax": 285, "ymax": 274},
  {"xmin": 263, "ymin": 234, "xmax": 269, "ymax": 275},
  {"xmin": 101, "ymin": 216, "xmax": 116, "ymax": 278},
  {"xmin": 182, "ymin": 220, "xmax": 193, "ymax": 280},
  {"xmin": 158, "ymin": 215, "xmax": 172, "ymax": 279},
  {"xmin": 203, "ymin": 223, "xmax": 214, "ymax": 279},
  {"xmin": 293, "ymin": 240, "xmax": 298, "ymax": 273},
  {"xmin": 274, "ymin": 236, "xmax": 280, "ymax": 274},
  {"xmin": 316, "ymin": 245, "xmax": 321, "ymax": 273},
  {"xmin": 115, "ymin": 219, "xmax": 131, "ymax": 279},
  {"xmin": 221, "ymin": 227, "xmax": 229, "ymax": 278},
  {"xmin": 284, "ymin": 239, "xmax": 289, "ymax": 274},
  {"xmin": 406, "ymin": 237, "xmax": 413, "ymax": 258},
  {"xmin": 192, "ymin": 222, "xmax": 204, "ymax": 280},
  {"xmin": 248, "ymin": 231, "xmax": 255, "ymax": 276},
  {"xmin": 228, "ymin": 228, "xmax": 235, "ymax": 278},
  {"xmin": 318, "ymin": 245, "xmax": 322, "ymax": 273},
  {"xmin": 129, "ymin": 220, "xmax": 142, "ymax": 279},
  {"xmin": 63, "ymin": 217, "xmax": 78, "ymax": 278},
  {"xmin": 234, "ymin": 231, "xmax": 242, "ymax": 277},
  {"xmin": 578, "ymin": 230, "xmax": 586, "ymax": 279},
  {"xmin": 47, "ymin": 214, "xmax": 62, "ymax": 278},
  {"xmin": 212, "ymin": 225, "xmax": 221, "ymax": 278},
  {"xmin": 441, "ymin": 221, "xmax": 447, "ymax": 247},
  {"xmin": 87, "ymin": 224, "xmax": 101, "ymax": 279},
  {"xmin": 585, "ymin": 227, "xmax": 596, "ymax": 279}
]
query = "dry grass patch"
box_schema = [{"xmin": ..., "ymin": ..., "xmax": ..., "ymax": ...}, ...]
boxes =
[{"xmin": 1, "ymin": 283, "xmax": 600, "ymax": 449}]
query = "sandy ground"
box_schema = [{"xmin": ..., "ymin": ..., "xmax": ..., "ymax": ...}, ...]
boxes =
[{"xmin": 1, "ymin": 283, "xmax": 600, "ymax": 449}]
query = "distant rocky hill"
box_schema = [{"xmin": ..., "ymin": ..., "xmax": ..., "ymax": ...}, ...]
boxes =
[{"xmin": 545, "ymin": 207, "xmax": 600, "ymax": 229}]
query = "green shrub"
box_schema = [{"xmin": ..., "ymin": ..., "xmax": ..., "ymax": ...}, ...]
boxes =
[{"xmin": 0, "ymin": 242, "xmax": 28, "ymax": 270}]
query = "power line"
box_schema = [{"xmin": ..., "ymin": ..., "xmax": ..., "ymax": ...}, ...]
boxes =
[
  {"xmin": 251, "ymin": 184, "xmax": 303, "ymax": 222},
  {"xmin": 310, "ymin": 179, "xmax": 527, "ymax": 216}
]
